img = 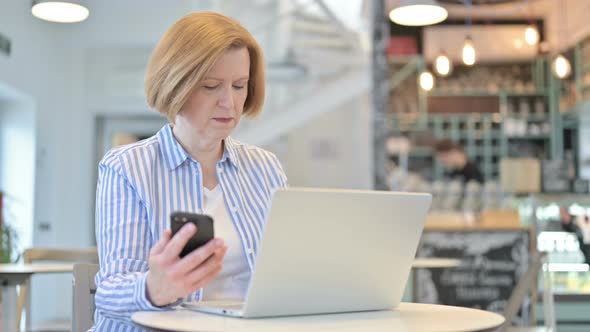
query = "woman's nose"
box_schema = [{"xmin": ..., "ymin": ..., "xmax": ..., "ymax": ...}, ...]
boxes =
[{"xmin": 217, "ymin": 86, "xmax": 234, "ymax": 109}]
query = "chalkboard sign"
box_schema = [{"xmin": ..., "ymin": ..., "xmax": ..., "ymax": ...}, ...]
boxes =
[{"xmin": 416, "ymin": 230, "xmax": 530, "ymax": 324}]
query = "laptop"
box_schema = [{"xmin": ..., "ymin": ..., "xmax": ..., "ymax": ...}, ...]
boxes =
[{"xmin": 182, "ymin": 187, "xmax": 432, "ymax": 318}]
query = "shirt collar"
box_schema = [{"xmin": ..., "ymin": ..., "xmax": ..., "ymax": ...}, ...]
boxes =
[
  {"xmin": 221, "ymin": 136, "xmax": 239, "ymax": 168},
  {"xmin": 157, "ymin": 124, "xmax": 239, "ymax": 170},
  {"xmin": 157, "ymin": 124, "xmax": 189, "ymax": 170}
]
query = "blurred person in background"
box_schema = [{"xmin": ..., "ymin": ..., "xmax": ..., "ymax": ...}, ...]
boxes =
[
  {"xmin": 559, "ymin": 207, "xmax": 590, "ymax": 264},
  {"xmin": 433, "ymin": 139, "xmax": 484, "ymax": 184}
]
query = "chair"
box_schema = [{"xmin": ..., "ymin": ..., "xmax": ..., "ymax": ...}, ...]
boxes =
[
  {"xmin": 500, "ymin": 252, "xmax": 556, "ymax": 332},
  {"xmin": 16, "ymin": 247, "xmax": 98, "ymax": 331},
  {"xmin": 71, "ymin": 263, "xmax": 100, "ymax": 332}
]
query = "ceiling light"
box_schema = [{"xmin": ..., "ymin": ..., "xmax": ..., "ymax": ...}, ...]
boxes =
[
  {"xmin": 552, "ymin": 54, "xmax": 571, "ymax": 79},
  {"xmin": 389, "ymin": 0, "xmax": 448, "ymax": 26},
  {"xmin": 525, "ymin": 25, "xmax": 539, "ymax": 45},
  {"xmin": 31, "ymin": 1, "xmax": 89, "ymax": 23},
  {"xmin": 419, "ymin": 71, "xmax": 435, "ymax": 91},
  {"xmin": 434, "ymin": 53, "xmax": 452, "ymax": 76},
  {"xmin": 462, "ymin": 36, "xmax": 476, "ymax": 66}
]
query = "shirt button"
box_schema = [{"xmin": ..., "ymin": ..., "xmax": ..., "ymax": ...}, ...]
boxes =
[{"xmin": 232, "ymin": 206, "xmax": 239, "ymax": 213}]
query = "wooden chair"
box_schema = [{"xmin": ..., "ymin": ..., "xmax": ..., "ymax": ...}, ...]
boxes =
[
  {"xmin": 500, "ymin": 252, "xmax": 556, "ymax": 332},
  {"xmin": 71, "ymin": 263, "xmax": 100, "ymax": 332},
  {"xmin": 16, "ymin": 247, "xmax": 98, "ymax": 331}
]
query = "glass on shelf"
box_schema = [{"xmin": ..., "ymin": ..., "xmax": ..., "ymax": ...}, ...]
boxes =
[
  {"xmin": 518, "ymin": 98, "xmax": 531, "ymax": 117},
  {"xmin": 524, "ymin": 82, "xmax": 536, "ymax": 93},
  {"xmin": 534, "ymin": 99, "xmax": 546, "ymax": 119}
]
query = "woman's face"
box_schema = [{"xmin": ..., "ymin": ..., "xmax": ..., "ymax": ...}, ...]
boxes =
[{"xmin": 177, "ymin": 47, "xmax": 250, "ymax": 141}]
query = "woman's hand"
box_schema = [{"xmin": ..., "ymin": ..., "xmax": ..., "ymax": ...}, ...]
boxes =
[
  {"xmin": 146, "ymin": 223, "xmax": 227, "ymax": 306},
  {"xmin": 560, "ymin": 207, "xmax": 573, "ymax": 225}
]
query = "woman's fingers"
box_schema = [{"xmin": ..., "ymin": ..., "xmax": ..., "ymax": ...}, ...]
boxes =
[
  {"xmin": 184, "ymin": 246, "xmax": 227, "ymax": 283},
  {"xmin": 171, "ymin": 238, "xmax": 225, "ymax": 275},
  {"xmin": 150, "ymin": 229, "xmax": 172, "ymax": 256},
  {"xmin": 186, "ymin": 247, "xmax": 228, "ymax": 291},
  {"xmin": 161, "ymin": 223, "xmax": 198, "ymax": 261},
  {"xmin": 189, "ymin": 264, "xmax": 224, "ymax": 293}
]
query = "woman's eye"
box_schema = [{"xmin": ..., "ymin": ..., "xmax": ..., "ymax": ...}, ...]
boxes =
[
  {"xmin": 233, "ymin": 85, "xmax": 245, "ymax": 90},
  {"xmin": 203, "ymin": 85, "xmax": 219, "ymax": 90}
]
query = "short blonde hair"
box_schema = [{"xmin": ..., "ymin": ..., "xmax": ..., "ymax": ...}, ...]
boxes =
[{"xmin": 145, "ymin": 12, "xmax": 265, "ymax": 122}]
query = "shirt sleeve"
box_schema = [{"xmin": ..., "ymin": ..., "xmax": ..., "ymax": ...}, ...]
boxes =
[
  {"xmin": 262, "ymin": 151, "xmax": 288, "ymax": 190},
  {"xmin": 271, "ymin": 154, "xmax": 288, "ymax": 189},
  {"xmin": 94, "ymin": 159, "xmax": 174, "ymax": 323}
]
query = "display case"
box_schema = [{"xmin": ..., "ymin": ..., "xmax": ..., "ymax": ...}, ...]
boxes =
[{"xmin": 513, "ymin": 194, "xmax": 590, "ymax": 299}]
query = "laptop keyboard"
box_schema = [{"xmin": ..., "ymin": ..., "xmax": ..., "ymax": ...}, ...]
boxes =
[{"xmin": 184, "ymin": 300, "xmax": 244, "ymax": 310}]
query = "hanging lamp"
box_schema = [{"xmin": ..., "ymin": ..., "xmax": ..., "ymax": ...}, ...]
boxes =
[
  {"xmin": 31, "ymin": 0, "xmax": 89, "ymax": 23},
  {"xmin": 389, "ymin": 0, "xmax": 448, "ymax": 26}
]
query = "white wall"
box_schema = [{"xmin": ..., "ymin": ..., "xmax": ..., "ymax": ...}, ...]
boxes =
[
  {"xmin": 0, "ymin": 99, "xmax": 36, "ymax": 254},
  {"xmin": 0, "ymin": 0, "xmax": 81, "ymax": 324},
  {"xmin": 285, "ymin": 92, "xmax": 373, "ymax": 190},
  {"xmin": 0, "ymin": 0, "xmax": 66, "ymax": 248}
]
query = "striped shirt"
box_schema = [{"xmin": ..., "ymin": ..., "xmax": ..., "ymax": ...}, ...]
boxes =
[{"xmin": 92, "ymin": 124, "xmax": 288, "ymax": 331}]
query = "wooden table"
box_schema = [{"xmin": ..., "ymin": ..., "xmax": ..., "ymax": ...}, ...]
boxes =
[
  {"xmin": 132, "ymin": 302, "xmax": 505, "ymax": 332},
  {"xmin": 412, "ymin": 258, "xmax": 461, "ymax": 269},
  {"xmin": 411, "ymin": 258, "xmax": 461, "ymax": 302},
  {"xmin": 0, "ymin": 264, "xmax": 73, "ymax": 332}
]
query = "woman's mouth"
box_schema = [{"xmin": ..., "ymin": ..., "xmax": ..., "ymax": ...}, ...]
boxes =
[{"xmin": 213, "ymin": 117, "xmax": 233, "ymax": 124}]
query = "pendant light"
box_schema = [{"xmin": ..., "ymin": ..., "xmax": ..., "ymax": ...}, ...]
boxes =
[
  {"xmin": 524, "ymin": 1, "xmax": 539, "ymax": 46},
  {"xmin": 419, "ymin": 71, "xmax": 435, "ymax": 91},
  {"xmin": 461, "ymin": 0, "xmax": 476, "ymax": 66},
  {"xmin": 434, "ymin": 52, "xmax": 453, "ymax": 76},
  {"xmin": 552, "ymin": 54, "xmax": 571, "ymax": 79},
  {"xmin": 462, "ymin": 36, "xmax": 476, "ymax": 66},
  {"xmin": 31, "ymin": 0, "xmax": 89, "ymax": 23},
  {"xmin": 389, "ymin": 0, "xmax": 448, "ymax": 26},
  {"xmin": 524, "ymin": 25, "xmax": 539, "ymax": 46},
  {"xmin": 551, "ymin": 1, "xmax": 571, "ymax": 79}
]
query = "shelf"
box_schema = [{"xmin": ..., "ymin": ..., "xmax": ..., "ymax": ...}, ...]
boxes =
[
  {"xmin": 530, "ymin": 193, "xmax": 590, "ymax": 206},
  {"xmin": 428, "ymin": 90, "xmax": 500, "ymax": 97},
  {"xmin": 506, "ymin": 135, "xmax": 550, "ymax": 140},
  {"xmin": 428, "ymin": 89, "xmax": 546, "ymax": 97},
  {"xmin": 505, "ymin": 114, "xmax": 548, "ymax": 121},
  {"xmin": 505, "ymin": 90, "xmax": 547, "ymax": 97}
]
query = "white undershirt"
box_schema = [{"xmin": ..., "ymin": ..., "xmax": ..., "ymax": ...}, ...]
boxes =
[{"xmin": 201, "ymin": 185, "xmax": 251, "ymax": 301}]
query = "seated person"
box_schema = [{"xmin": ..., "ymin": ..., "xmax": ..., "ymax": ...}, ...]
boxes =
[{"xmin": 92, "ymin": 12, "xmax": 288, "ymax": 331}]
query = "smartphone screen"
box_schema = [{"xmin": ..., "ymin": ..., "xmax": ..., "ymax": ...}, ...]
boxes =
[{"xmin": 170, "ymin": 212, "xmax": 214, "ymax": 257}]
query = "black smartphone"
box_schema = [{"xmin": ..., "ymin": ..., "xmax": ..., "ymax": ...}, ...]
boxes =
[{"xmin": 170, "ymin": 211, "xmax": 214, "ymax": 258}]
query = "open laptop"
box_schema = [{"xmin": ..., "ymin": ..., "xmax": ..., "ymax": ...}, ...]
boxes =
[{"xmin": 182, "ymin": 187, "xmax": 431, "ymax": 318}]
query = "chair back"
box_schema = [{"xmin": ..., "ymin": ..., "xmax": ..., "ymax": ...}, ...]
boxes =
[
  {"xmin": 72, "ymin": 263, "xmax": 100, "ymax": 332},
  {"xmin": 16, "ymin": 247, "xmax": 98, "ymax": 330}
]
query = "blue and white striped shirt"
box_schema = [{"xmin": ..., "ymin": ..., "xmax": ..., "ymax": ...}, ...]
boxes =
[{"xmin": 92, "ymin": 124, "xmax": 287, "ymax": 331}]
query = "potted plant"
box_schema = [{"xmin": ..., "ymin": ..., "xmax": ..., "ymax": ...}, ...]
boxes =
[{"xmin": 0, "ymin": 191, "xmax": 19, "ymax": 263}]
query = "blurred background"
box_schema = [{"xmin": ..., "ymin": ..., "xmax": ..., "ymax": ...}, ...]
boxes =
[{"xmin": 2, "ymin": 0, "xmax": 590, "ymax": 331}]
